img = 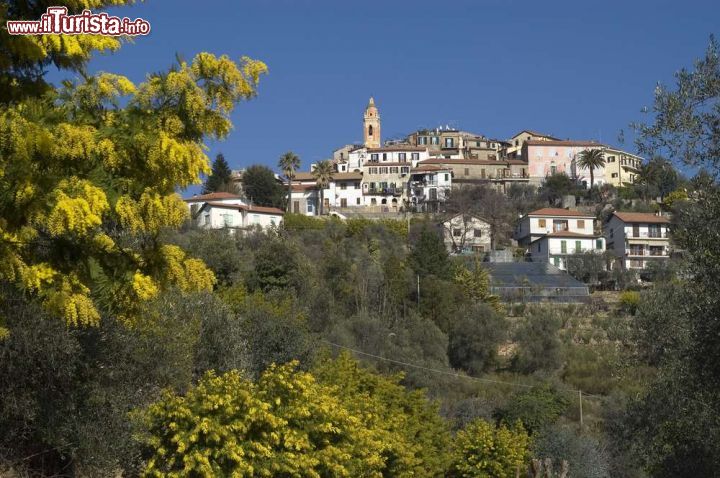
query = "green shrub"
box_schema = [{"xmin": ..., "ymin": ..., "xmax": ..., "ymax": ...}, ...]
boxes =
[{"xmin": 282, "ymin": 213, "xmax": 326, "ymax": 231}]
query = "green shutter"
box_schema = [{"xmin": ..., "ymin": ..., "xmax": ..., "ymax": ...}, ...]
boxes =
[{"xmin": 560, "ymin": 240, "xmax": 567, "ymax": 253}]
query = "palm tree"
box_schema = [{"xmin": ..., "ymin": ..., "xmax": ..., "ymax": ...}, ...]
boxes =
[
  {"xmin": 278, "ymin": 151, "xmax": 301, "ymax": 213},
  {"xmin": 312, "ymin": 160, "xmax": 334, "ymax": 215},
  {"xmin": 577, "ymin": 149, "xmax": 606, "ymax": 189}
]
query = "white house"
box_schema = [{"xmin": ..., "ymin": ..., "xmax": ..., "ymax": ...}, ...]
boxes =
[
  {"xmin": 530, "ymin": 231, "xmax": 606, "ymax": 271},
  {"xmin": 441, "ymin": 214, "xmax": 492, "ymax": 254},
  {"xmin": 289, "ymin": 171, "xmax": 364, "ymax": 215},
  {"xmin": 320, "ymin": 172, "xmax": 364, "ymax": 211},
  {"xmin": 184, "ymin": 191, "xmax": 246, "ymax": 217},
  {"xmin": 193, "ymin": 202, "xmax": 284, "ymax": 232},
  {"xmin": 408, "ymin": 164, "xmax": 452, "ymax": 212},
  {"xmin": 604, "ymin": 212, "xmax": 671, "ymax": 270},
  {"xmin": 515, "ymin": 208, "xmax": 596, "ymax": 246}
]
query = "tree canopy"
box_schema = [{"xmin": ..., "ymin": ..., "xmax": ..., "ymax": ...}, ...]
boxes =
[{"xmin": 202, "ymin": 153, "xmax": 234, "ymax": 194}]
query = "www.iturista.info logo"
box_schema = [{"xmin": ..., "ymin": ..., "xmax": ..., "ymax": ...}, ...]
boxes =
[{"xmin": 6, "ymin": 6, "xmax": 150, "ymax": 36}]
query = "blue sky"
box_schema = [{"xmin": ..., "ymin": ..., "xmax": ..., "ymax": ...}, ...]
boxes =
[{"xmin": 62, "ymin": 0, "xmax": 719, "ymax": 190}]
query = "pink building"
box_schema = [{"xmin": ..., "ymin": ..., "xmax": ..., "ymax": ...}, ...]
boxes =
[{"xmin": 522, "ymin": 140, "xmax": 606, "ymax": 187}]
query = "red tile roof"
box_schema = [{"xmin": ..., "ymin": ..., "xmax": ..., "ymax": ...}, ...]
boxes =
[
  {"xmin": 528, "ymin": 208, "xmax": 595, "ymax": 218},
  {"xmin": 525, "ymin": 140, "xmax": 606, "ymax": 147},
  {"xmin": 238, "ymin": 204, "xmax": 285, "ymax": 215},
  {"xmin": 420, "ymin": 159, "xmax": 528, "ymax": 166},
  {"xmin": 184, "ymin": 192, "xmax": 243, "ymax": 202},
  {"xmin": 411, "ymin": 165, "xmax": 450, "ymax": 173},
  {"xmin": 512, "ymin": 130, "xmax": 561, "ymax": 140},
  {"xmin": 292, "ymin": 172, "xmax": 363, "ymax": 181},
  {"xmin": 291, "ymin": 184, "xmax": 319, "ymax": 192},
  {"xmin": 613, "ymin": 212, "xmax": 670, "ymax": 224},
  {"xmin": 201, "ymin": 202, "xmax": 284, "ymax": 215}
]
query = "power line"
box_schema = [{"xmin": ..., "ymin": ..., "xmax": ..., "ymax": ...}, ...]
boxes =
[{"xmin": 320, "ymin": 339, "xmax": 604, "ymax": 400}]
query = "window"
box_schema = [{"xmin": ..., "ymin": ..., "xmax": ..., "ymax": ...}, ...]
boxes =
[
  {"xmin": 575, "ymin": 240, "xmax": 582, "ymax": 253},
  {"xmin": 369, "ymin": 167, "xmax": 378, "ymax": 174},
  {"xmin": 356, "ymin": 198, "xmax": 361, "ymax": 205},
  {"xmin": 380, "ymin": 167, "xmax": 389, "ymax": 174},
  {"xmin": 464, "ymin": 168, "xmax": 470, "ymax": 176},
  {"xmin": 553, "ymin": 257, "xmax": 560, "ymax": 267},
  {"xmin": 577, "ymin": 219, "xmax": 585, "ymax": 229},
  {"xmin": 560, "ymin": 240, "xmax": 567, "ymax": 253},
  {"xmin": 382, "ymin": 153, "xmax": 387, "ymax": 161},
  {"xmin": 399, "ymin": 153, "xmax": 406, "ymax": 161},
  {"xmin": 293, "ymin": 201, "xmax": 300, "ymax": 214},
  {"xmin": 222, "ymin": 213, "xmax": 234, "ymax": 227},
  {"xmin": 444, "ymin": 138, "xmax": 454, "ymax": 148},
  {"xmin": 611, "ymin": 173, "xmax": 618, "ymax": 178},
  {"xmin": 411, "ymin": 153, "xmax": 419, "ymax": 161},
  {"xmin": 370, "ymin": 153, "xmax": 379, "ymax": 161},
  {"xmin": 553, "ymin": 220, "xmax": 568, "ymax": 232},
  {"xmin": 371, "ymin": 198, "xmax": 377, "ymax": 205},
  {"xmin": 473, "ymin": 229, "xmax": 482, "ymax": 238},
  {"xmin": 607, "ymin": 156, "xmax": 615, "ymax": 162},
  {"xmin": 340, "ymin": 198, "xmax": 347, "ymax": 208},
  {"xmin": 340, "ymin": 182, "xmax": 346, "ymax": 190},
  {"xmin": 444, "ymin": 173, "xmax": 449, "ymax": 181},
  {"xmin": 307, "ymin": 202, "xmax": 315, "ymax": 213},
  {"xmin": 481, "ymin": 169, "xmax": 486, "ymax": 179},
  {"xmin": 431, "ymin": 136, "xmax": 439, "ymax": 145},
  {"xmin": 368, "ymin": 125, "xmax": 373, "ymax": 137},
  {"xmin": 401, "ymin": 166, "xmax": 410, "ymax": 174},
  {"xmin": 354, "ymin": 182, "xmax": 360, "ymax": 189},
  {"xmin": 252, "ymin": 214, "xmax": 260, "ymax": 224},
  {"xmin": 596, "ymin": 239, "xmax": 603, "ymax": 250},
  {"xmin": 453, "ymin": 228, "xmax": 462, "ymax": 237},
  {"xmin": 390, "ymin": 167, "xmax": 398, "ymax": 173},
  {"xmin": 538, "ymin": 219, "xmax": 546, "ymax": 228}
]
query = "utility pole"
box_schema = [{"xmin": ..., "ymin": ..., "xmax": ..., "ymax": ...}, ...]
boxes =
[
  {"xmin": 579, "ymin": 390, "xmax": 584, "ymax": 431},
  {"xmin": 417, "ymin": 274, "xmax": 420, "ymax": 306}
]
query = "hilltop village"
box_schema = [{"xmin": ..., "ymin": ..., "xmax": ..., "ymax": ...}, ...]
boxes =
[{"xmin": 186, "ymin": 97, "xmax": 674, "ymax": 293}]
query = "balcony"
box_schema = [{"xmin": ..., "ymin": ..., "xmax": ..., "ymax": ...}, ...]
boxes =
[
  {"xmin": 625, "ymin": 248, "xmax": 668, "ymax": 257},
  {"xmin": 548, "ymin": 248, "xmax": 593, "ymax": 255},
  {"xmin": 410, "ymin": 180, "xmax": 438, "ymax": 187},
  {"xmin": 625, "ymin": 231, "xmax": 669, "ymax": 239},
  {"xmin": 365, "ymin": 187, "xmax": 403, "ymax": 196}
]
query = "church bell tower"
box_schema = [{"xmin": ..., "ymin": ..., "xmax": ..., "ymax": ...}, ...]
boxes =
[{"xmin": 363, "ymin": 97, "xmax": 381, "ymax": 148}]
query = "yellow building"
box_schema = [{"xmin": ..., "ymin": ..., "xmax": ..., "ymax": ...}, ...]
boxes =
[{"xmin": 604, "ymin": 147, "xmax": 643, "ymax": 187}]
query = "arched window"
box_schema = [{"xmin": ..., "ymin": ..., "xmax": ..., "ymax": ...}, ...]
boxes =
[{"xmin": 368, "ymin": 125, "xmax": 373, "ymax": 137}]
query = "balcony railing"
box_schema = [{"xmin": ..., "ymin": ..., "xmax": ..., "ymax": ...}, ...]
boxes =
[
  {"xmin": 625, "ymin": 248, "xmax": 668, "ymax": 257},
  {"xmin": 548, "ymin": 248, "xmax": 597, "ymax": 255},
  {"xmin": 410, "ymin": 180, "xmax": 438, "ymax": 187},
  {"xmin": 365, "ymin": 187, "xmax": 403, "ymax": 196},
  {"xmin": 626, "ymin": 231, "xmax": 668, "ymax": 239}
]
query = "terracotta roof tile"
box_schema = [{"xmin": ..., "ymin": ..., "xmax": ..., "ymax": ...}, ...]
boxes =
[
  {"xmin": 525, "ymin": 140, "xmax": 606, "ymax": 147},
  {"xmin": 184, "ymin": 192, "xmax": 243, "ymax": 202},
  {"xmin": 613, "ymin": 212, "xmax": 670, "ymax": 224},
  {"xmin": 528, "ymin": 208, "xmax": 595, "ymax": 218}
]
